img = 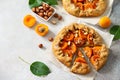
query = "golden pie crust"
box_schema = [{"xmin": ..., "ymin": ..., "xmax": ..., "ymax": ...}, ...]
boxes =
[
  {"xmin": 62, "ymin": 0, "xmax": 107, "ymax": 17},
  {"xmin": 52, "ymin": 23, "xmax": 109, "ymax": 74}
]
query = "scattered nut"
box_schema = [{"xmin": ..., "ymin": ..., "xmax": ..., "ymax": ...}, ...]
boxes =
[
  {"xmin": 39, "ymin": 44, "xmax": 43, "ymax": 48},
  {"xmin": 58, "ymin": 15, "xmax": 62, "ymax": 20},
  {"xmin": 48, "ymin": 37, "xmax": 54, "ymax": 42},
  {"xmin": 51, "ymin": 20, "xmax": 57, "ymax": 25},
  {"xmin": 53, "ymin": 13, "xmax": 59, "ymax": 18}
]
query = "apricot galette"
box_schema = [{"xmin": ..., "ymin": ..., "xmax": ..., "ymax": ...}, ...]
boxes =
[
  {"xmin": 52, "ymin": 23, "xmax": 108, "ymax": 74},
  {"xmin": 62, "ymin": 0, "xmax": 107, "ymax": 17}
]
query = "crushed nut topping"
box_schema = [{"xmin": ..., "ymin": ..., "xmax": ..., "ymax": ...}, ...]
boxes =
[{"xmin": 68, "ymin": 41, "xmax": 71, "ymax": 45}]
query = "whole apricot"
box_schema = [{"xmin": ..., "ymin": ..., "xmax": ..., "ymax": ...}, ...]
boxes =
[{"xmin": 98, "ymin": 16, "xmax": 111, "ymax": 28}]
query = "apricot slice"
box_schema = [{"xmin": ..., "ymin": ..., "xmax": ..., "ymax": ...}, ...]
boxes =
[
  {"xmin": 63, "ymin": 49, "xmax": 73, "ymax": 57},
  {"xmin": 92, "ymin": 46, "xmax": 102, "ymax": 55},
  {"xmin": 84, "ymin": 47, "xmax": 93, "ymax": 58},
  {"xmin": 64, "ymin": 32, "xmax": 74, "ymax": 41},
  {"xmin": 90, "ymin": 54, "xmax": 100, "ymax": 65},
  {"xmin": 23, "ymin": 14, "xmax": 36, "ymax": 28},
  {"xmin": 59, "ymin": 41, "xmax": 68, "ymax": 50},
  {"xmin": 75, "ymin": 57, "xmax": 86, "ymax": 63},
  {"xmin": 64, "ymin": 42, "xmax": 77, "ymax": 54},
  {"xmin": 35, "ymin": 24, "xmax": 49, "ymax": 36},
  {"xmin": 87, "ymin": 33, "xmax": 94, "ymax": 45}
]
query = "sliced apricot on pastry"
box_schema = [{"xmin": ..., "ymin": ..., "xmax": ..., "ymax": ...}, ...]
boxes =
[
  {"xmin": 64, "ymin": 32, "xmax": 74, "ymax": 41},
  {"xmin": 75, "ymin": 57, "xmax": 86, "ymax": 63},
  {"xmin": 90, "ymin": 54, "xmax": 100, "ymax": 64},
  {"xmin": 84, "ymin": 47, "xmax": 93, "ymax": 58},
  {"xmin": 74, "ymin": 37, "xmax": 85, "ymax": 47},
  {"xmin": 59, "ymin": 41, "xmax": 68, "ymax": 50}
]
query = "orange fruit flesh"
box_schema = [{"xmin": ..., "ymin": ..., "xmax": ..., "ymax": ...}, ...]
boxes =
[{"xmin": 23, "ymin": 15, "xmax": 36, "ymax": 27}]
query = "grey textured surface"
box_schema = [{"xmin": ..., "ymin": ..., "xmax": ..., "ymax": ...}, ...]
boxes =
[{"xmin": 95, "ymin": 0, "xmax": 120, "ymax": 80}]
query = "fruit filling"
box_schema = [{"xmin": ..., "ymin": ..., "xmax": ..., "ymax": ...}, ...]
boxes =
[{"xmin": 71, "ymin": 0, "xmax": 99, "ymax": 10}]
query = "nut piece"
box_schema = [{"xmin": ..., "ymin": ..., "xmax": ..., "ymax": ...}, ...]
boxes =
[
  {"xmin": 48, "ymin": 37, "xmax": 54, "ymax": 42},
  {"xmin": 51, "ymin": 20, "xmax": 57, "ymax": 25},
  {"xmin": 38, "ymin": 12, "xmax": 44, "ymax": 17},
  {"xmin": 39, "ymin": 44, "xmax": 43, "ymax": 48},
  {"xmin": 44, "ymin": 16, "xmax": 48, "ymax": 20},
  {"xmin": 32, "ymin": 7, "xmax": 36, "ymax": 12},
  {"xmin": 36, "ymin": 8, "xmax": 40, "ymax": 13},
  {"xmin": 58, "ymin": 16, "xmax": 62, "ymax": 20},
  {"xmin": 54, "ymin": 13, "xmax": 59, "ymax": 18},
  {"xmin": 48, "ymin": 11, "xmax": 53, "ymax": 17}
]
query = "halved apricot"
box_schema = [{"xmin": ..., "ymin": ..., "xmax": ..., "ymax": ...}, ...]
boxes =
[
  {"xmin": 76, "ymin": 2, "xmax": 84, "ymax": 10},
  {"xmin": 35, "ymin": 24, "xmax": 49, "ymax": 36},
  {"xmin": 64, "ymin": 32, "xmax": 74, "ymax": 41},
  {"xmin": 63, "ymin": 49, "xmax": 73, "ymax": 57},
  {"xmin": 79, "ymin": 29, "xmax": 87, "ymax": 40},
  {"xmin": 72, "ymin": 0, "xmax": 77, "ymax": 3},
  {"xmin": 84, "ymin": 47, "xmax": 93, "ymax": 58},
  {"xmin": 23, "ymin": 14, "xmax": 36, "ymax": 27},
  {"xmin": 92, "ymin": 46, "xmax": 102, "ymax": 55},
  {"xmin": 78, "ymin": 50, "xmax": 83, "ymax": 57},
  {"xmin": 74, "ymin": 37, "xmax": 85, "ymax": 47},
  {"xmin": 63, "ymin": 42, "xmax": 77, "ymax": 54},
  {"xmin": 84, "ymin": 3, "xmax": 94, "ymax": 10},
  {"xmin": 68, "ymin": 42, "xmax": 77, "ymax": 54},
  {"xmin": 87, "ymin": 33, "xmax": 94, "ymax": 46}
]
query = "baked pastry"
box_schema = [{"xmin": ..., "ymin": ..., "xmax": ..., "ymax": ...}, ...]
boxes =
[
  {"xmin": 52, "ymin": 23, "xmax": 109, "ymax": 74},
  {"xmin": 62, "ymin": 0, "xmax": 107, "ymax": 17}
]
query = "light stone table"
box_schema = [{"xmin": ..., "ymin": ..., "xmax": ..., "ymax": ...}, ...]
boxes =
[
  {"xmin": 95, "ymin": 0, "xmax": 120, "ymax": 80},
  {"xmin": 0, "ymin": 0, "xmax": 120, "ymax": 80}
]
